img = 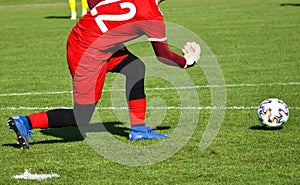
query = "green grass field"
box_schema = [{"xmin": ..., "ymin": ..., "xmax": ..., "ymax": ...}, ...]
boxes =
[{"xmin": 0, "ymin": 0, "xmax": 299, "ymax": 184}]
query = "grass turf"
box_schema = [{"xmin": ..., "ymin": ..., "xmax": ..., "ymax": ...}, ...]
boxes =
[{"xmin": 0, "ymin": 0, "xmax": 299, "ymax": 184}]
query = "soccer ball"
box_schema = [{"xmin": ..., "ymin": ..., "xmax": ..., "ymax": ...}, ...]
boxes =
[{"xmin": 257, "ymin": 98, "xmax": 289, "ymax": 128}]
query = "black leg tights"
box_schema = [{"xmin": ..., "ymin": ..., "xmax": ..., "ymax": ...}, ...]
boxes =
[
  {"xmin": 47, "ymin": 103, "xmax": 95, "ymax": 128},
  {"xmin": 110, "ymin": 53, "xmax": 146, "ymax": 101}
]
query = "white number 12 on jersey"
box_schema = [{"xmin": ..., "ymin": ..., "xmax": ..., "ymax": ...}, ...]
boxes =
[{"xmin": 90, "ymin": 0, "xmax": 137, "ymax": 33}]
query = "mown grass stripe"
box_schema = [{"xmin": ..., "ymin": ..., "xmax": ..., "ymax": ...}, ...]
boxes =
[
  {"xmin": 0, "ymin": 82, "xmax": 299, "ymax": 97},
  {"xmin": 1, "ymin": 106, "xmax": 299, "ymax": 110}
]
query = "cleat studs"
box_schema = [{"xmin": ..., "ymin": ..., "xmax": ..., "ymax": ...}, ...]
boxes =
[{"xmin": 7, "ymin": 119, "xmax": 15, "ymax": 127}]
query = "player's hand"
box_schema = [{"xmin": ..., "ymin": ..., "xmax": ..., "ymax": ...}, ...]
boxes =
[{"xmin": 182, "ymin": 42, "xmax": 201, "ymax": 68}]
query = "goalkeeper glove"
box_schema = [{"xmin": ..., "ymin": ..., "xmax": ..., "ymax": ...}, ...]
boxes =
[{"xmin": 182, "ymin": 42, "xmax": 201, "ymax": 68}]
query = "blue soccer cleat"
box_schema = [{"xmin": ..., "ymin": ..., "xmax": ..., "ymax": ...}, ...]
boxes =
[
  {"xmin": 7, "ymin": 116, "xmax": 35, "ymax": 149},
  {"xmin": 129, "ymin": 126, "xmax": 168, "ymax": 141}
]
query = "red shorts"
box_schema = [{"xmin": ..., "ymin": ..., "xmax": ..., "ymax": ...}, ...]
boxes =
[{"xmin": 67, "ymin": 46, "xmax": 129, "ymax": 104}]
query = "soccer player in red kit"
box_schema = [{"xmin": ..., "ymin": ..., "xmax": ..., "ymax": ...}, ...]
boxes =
[{"xmin": 8, "ymin": 0, "xmax": 200, "ymax": 148}]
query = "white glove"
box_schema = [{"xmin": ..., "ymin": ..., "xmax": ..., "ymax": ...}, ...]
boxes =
[{"xmin": 182, "ymin": 42, "xmax": 201, "ymax": 68}]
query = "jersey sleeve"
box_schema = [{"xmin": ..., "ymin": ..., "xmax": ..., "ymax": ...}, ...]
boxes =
[
  {"xmin": 143, "ymin": 20, "xmax": 167, "ymax": 42},
  {"xmin": 137, "ymin": 0, "xmax": 167, "ymax": 42}
]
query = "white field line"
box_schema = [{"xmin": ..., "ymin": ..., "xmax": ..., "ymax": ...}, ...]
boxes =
[
  {"xmin": 0, "ymin": 91, "xmax": 72, "ymax": 97},
  {"xmin": 0, "ymin": 82, "xmax": 299, "ymax": 97},
  {"xmin": 1, "ymin": 106, "xmax": 300, "ymax": 111},
  {"xmin": 1, "ymin": 82, "xmax": 299, "ymax": 111},
  {"xmin": 13, "ymin": 169, "xmax": 59, "ymax": 180}
]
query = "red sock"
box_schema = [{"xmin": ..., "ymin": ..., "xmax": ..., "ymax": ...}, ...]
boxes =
[
  {"xmin": 128, "ymin": 98, "xmax": 146, "ymax": 126},
  {"xmin": 27, "ymin": 112, "xmax": 49, "ymax": 129}
]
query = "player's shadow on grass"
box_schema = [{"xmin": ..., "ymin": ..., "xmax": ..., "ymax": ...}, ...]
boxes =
[
  {"xmin": 40, "ymin": 123, "xmax": 170, "ymax": 142},
  {"xmin": 44, "ymin": 16, "xmax": 72, "ymax": 19},
  {"xmin": 249, "ymin": 125, "xmax": 283, "ymax": 130},
  {"xmin": 41, "ymin": 122, "xmax": 129, "ymax": 140},
  {"xmin": 279, "ymin": 3, "xmax": 300, "ymax": 6},
  {"xmin": 4, "ymin": 122, "xmax": 170, "ymax": 148},
  {"xmin": 3, "ymin": 122, "xmax": 126, "ymax": 149}
]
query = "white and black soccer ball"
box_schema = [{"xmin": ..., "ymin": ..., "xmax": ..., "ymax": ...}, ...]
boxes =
[{"xmin": 257, "ymin": 98, "xmax": 289, "ymax": 128}]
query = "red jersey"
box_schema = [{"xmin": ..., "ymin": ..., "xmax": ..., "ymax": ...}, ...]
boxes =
[{"xmin": 68, "ymin": 0, "xmax": 167, "ymax": 61}]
